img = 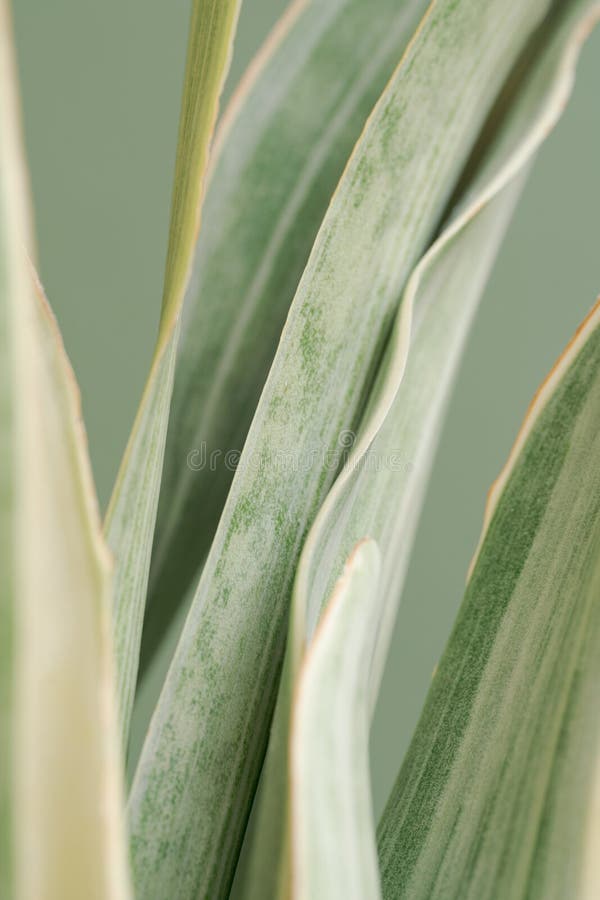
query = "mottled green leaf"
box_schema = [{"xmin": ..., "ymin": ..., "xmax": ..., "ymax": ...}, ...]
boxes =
[
  {"xmin": 378, "ymin": 297, "xmax": 600, "ymax": 900},
  {"xmin": 242, "ymin": 2, "xmax": 599, "ymax": 894},
  {"xmin": 143, "ymin": 0, "xmax": 429, "ymax": 672},
  {"xmin": 129, "ymin": 2, "xmax": 557, "ymax": 898}
]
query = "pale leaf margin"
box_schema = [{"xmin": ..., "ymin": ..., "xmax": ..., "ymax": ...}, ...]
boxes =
[
  {"xmin": 469, "ymin": 282, "xmax": 600, "ymax": 577},
  {"xmin": 0, "ymin": 2, "xmax": 132, "ymax": 898},
  {"xmin": 104, "ymin": 0, "xmax": 243, "ymax": 744}
]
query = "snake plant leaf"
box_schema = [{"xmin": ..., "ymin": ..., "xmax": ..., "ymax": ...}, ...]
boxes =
[
  {"xmin": 242, "ymin": 3, "xmax": 599, "ymax": 894},
  {"xmin": 377, "ymin": 291, "xmax": 600, "ymax": 899},
  {"xmin": 288, "ymin": 540, "xmax": 382, "ymax": 900},
  {"xmin": 142, "ymin": 0, "xmax": 430, "ymax": 673},
  {"xmin": 104, "ymin": 0, "xmax": 242, "ymax": 744},
  {"xmin": 0, "ymin": 6, "xmax": 131, "ymax": 899},
  {"xmin": 129, "ymin": 2, "xmax": 558, "ymax": 898}
]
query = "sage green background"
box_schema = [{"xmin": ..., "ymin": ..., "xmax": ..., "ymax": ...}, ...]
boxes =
[{"xmin": 12, "ymin": 1, "xmax": 600, "ymax": 818}]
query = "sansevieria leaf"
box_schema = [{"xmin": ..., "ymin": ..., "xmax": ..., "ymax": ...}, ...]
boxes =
[
  {"xmin": 143, "ymin": 0, "xmax": 430, "ymax": 671},
  {"xmin": 130, "ymin": 2, "xmax": 561, "ymax": 898},
  {"xmin": 0, "ymin": 4, "xmax": 131, "ymax": 898},
  {"xmin": 105, "ymin": 0, "xmax": 242, "ymax": 743},
  {"xmin": 244, "ymin": 3, "xmax": 599, "ymax": 894},
  {"xmin": 378, "ymin": 293, "xmax": 600, "ymax": 898}
]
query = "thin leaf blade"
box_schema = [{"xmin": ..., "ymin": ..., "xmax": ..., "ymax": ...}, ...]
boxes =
[{"xmin": 105, "ymin": 0, "xmax": 242, "ymax": 744}]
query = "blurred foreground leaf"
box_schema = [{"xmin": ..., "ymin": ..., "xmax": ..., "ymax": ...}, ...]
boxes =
[{"xmin": 0, "ymin": 4, "xmax": 131, "ymax": 897}]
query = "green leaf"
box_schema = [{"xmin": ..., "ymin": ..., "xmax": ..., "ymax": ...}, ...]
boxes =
[
  {"xmin": 378, "ymin": 303, "xmax": 600, "ymax": 900},
  {"xmin": 242, "ymin": 3, "xmax": 599, "ymax": 893},
  {"xmin": 104, "ymin": 0, "xmax": 242, "ymax": 745},
  {"xmin": 376, "ymin": 35, "xmax": 600, "ymax": 900},
  {"xmin": 0, "ymin": 5, "xmax": 132, "ymax": 898},
  {"xmin": 287, "ymin": 540, "xmax": 382, "ymax": 900},
  {"xmin": 142, "ymin": 0, "xmax": 430, "ymax": 674},
  {"xmin": 129, "ymin": 2, "xmax": 558, "ymax": 897}
]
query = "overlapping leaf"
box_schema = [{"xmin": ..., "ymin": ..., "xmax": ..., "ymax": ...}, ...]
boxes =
[
  {"xmin": 129, "ymin": 2, "xmax": 559, "ymax": 898},
  {"xmin": 0, "ymin": 4, "xmax": 131, "ymax": 897},
  {"xmin": 142, "ymin": 0, "xmax": 430, "ymax": 671},
  {"xmin": 243, "ymin": 4, "xmax": 599, "ymax": 895}
]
